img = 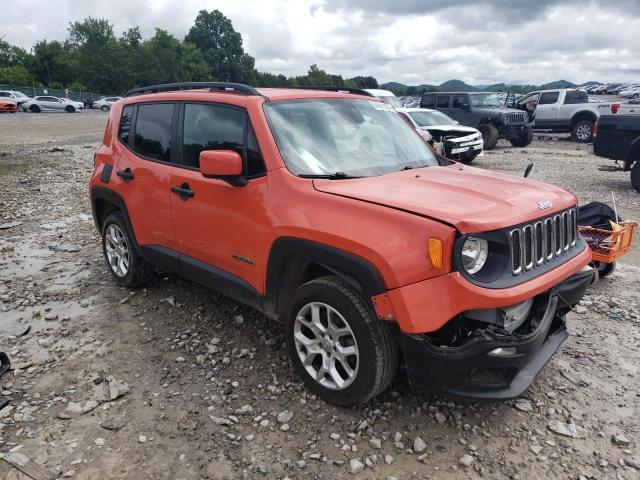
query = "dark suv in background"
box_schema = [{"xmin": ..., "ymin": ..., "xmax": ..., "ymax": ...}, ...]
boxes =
[{"xmin": 421, "ymin": 92, "xmax": 533, "ymax": 150}]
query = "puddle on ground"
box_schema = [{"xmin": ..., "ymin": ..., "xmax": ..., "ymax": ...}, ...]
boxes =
[{"xmin": 0, "ymin": 162, "xmax": 31, "ymax": 176}]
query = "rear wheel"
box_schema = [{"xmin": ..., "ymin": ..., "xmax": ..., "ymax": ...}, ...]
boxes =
[
  {"xmin": 571, "ymin": 120, "xmax": 594, "ymax": 143},
  {"xmin": 510, "ymin": 127, "xmax": 534, "ymax": 147},
  {"xmin": 285, "ymin": 276, "xmax": 398, "ymax": 406},
  {"xmin": 101, "ymin": 105, "xmax": 109, "ymax": 112},
  {"xmin": 631, "ymin": 161, "xmax": 640, "ymax": 193},
  {"xmin": 478, "ymin": 124, "xmax": 499, "ymax": 150},
  {"xmin": 102, "ymin": 212, "xmax": 154, "ymax": 287}
]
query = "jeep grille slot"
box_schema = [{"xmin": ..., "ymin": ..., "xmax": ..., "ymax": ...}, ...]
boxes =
[
  {"xmin": 504, "ymin": 112, "xmax": 527, "ymax": 124},
  {"xmin": 509, "ymin": 207, "xmax": 578, "ymax": 276}
]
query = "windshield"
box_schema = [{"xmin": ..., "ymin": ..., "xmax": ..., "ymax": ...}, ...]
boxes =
[
  {"xmin": 264, "ymin": 99, "xmax": 439, "ymax": 177},
  {"xmin": 469, "ymin": 93, "xmax": 503, "ymax": 107},
  {"xmin": 408, "ymin": 110, "xmax": 457, "ymax": 127},
  {"xmin": 378, "ymin": 95, "xmax": 403, "ymax": 109}
]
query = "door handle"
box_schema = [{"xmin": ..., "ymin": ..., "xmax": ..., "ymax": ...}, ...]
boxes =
[
  {"xmin": 116, "ymin": 168, "xmax": 134, "ymax": 182},
  {"xmin": 551, "ymin": 107, "xmax": 557, "ymax": 110},
  {"xmin": 171, "ymin": 183, "xmax": 195, "ymax": 201}
]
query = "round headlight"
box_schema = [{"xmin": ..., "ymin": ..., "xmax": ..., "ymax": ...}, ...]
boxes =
[{"xmin": 461, "ymin": 237, "xmax": 488, "ymax": 274}]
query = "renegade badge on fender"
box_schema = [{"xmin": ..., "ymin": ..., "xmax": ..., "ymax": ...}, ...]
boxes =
[{"xmin": 90, "ymin": 82, "xmax": 593, "ymax": 406}]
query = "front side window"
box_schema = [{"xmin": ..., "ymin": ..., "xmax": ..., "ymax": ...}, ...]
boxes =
[
  {"xmin": 451, "ymin": 95, "xmax": 469, "ymax": 109},
  {"xmin": 264, "ymin": 99, "xmax": 438, "ymax": 177},
  {"xmin": 538, "ymin": 92, "xmax": 560, "ymax": 105},
  {"xmin": 133, "ymin": 103, "xmax": 174, "ymax": 162}
]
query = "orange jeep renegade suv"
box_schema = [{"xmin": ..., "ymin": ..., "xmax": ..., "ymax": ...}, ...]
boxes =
[{"xmin": 90, "ymin": 82, "xmax": 594, "ymax": 406}]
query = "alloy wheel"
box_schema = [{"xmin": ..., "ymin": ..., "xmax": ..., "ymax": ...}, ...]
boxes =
[
  {"xmin": 293, "ymin": 302, "xmax": 359, "ymax": 390},
  {"xmin": 105, "ymin": 224, "xmax": 130, "ymax": 277},
  {"xmin": 576, "ymin": 123, "xmax": 592, "ymax": 141}
]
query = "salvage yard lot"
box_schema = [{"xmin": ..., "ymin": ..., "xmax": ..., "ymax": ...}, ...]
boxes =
[{"xmin": 0, "ymin": 113, "xmax": 639, "ymax": 480}]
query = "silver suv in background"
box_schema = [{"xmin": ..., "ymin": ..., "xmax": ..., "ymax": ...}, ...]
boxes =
[{"xmin": 94, "ymin": 96, "xmax": 123, "ymax": 111}]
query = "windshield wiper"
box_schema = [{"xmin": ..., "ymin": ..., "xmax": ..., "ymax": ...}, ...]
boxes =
[{"xmin": 298, "ymin": 172, "xmax": 361, "ymax": 180}]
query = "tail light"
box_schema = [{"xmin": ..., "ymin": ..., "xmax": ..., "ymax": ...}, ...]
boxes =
[
  {"xmin": 593, "ymin": 120, "xmax": 599, "ymax": 138},
  {"xmin": 611, "ymin": 103, "xmax": 620, "ymax": 114}
]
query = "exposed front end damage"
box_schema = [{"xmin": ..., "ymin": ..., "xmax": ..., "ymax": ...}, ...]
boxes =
[{"xmin": 399, "ymin": 266, "xmax": 594, "ymax": 400}]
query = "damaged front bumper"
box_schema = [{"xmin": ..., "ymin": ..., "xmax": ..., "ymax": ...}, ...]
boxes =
[{"xmin": 399, "ymin": 266, "xmax": 594, "ymax": 400}]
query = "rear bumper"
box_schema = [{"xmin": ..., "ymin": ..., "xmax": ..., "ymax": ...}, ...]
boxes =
[{"xmin": 399, "ymin": 267, "xmax": 593, "ymax": 400}]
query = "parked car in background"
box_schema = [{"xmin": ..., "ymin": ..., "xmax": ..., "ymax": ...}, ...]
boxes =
[
  {"xmin": 94, "ymin": 96, "xmax": 123, "ymax": 111},
  {"xmin": 363, "ymin": 89, "xmax": 403, "ymax": 108},
  {"xmin": 83, "ymin": 97, "xmax": 104, "ymax": 109},
  {"xmin": 621, "ymin": 87, "xmax": 640, "ymax": 99},
  {"xmin": 0, "ymin": 99, "xmax": 17, "ymax": 113},
  {"xmin": 421, "ymin": 91, "xmax": 532, "ymax": 149},
  {"xmin": 90, "ymin": 81, "xmax": 593, "ymax": 406},
  {"xmin": 594, "ymin": 113, "xmax": 640, "ymax": 192},
  {"xmin": 397, "ymin": 107, "xmax": 483, "ymax": 163},
  {"xmin": 0, "ymin": 90, "xmax": 26, "ymax": 110},
  {"xmin": 24, "ymin": 96, "xmax": 84, "ymax": 113},
  {"xmin": 512, "ymin": 89, "xmax": 618, "ymax": 142}
]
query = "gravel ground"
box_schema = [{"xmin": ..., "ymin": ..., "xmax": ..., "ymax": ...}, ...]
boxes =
[{"xmin": 0, "ymin": 113, "xmax": 639, "ymax": 480}]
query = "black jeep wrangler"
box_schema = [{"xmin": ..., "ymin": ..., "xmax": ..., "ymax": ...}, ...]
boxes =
[{"xmin": 421, "ymin": 92, "xmax": 533, "ymax": 150}]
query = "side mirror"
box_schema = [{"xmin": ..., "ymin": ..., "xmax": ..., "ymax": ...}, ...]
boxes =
[{"xmin": 199, "ymin": 150, "xmax": 247, "ymax": 186}]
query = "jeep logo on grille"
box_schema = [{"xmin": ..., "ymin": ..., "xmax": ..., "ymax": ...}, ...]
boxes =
[{"xmin": 537, "ymin": 200, "xmax": 553, "ymax": 210}]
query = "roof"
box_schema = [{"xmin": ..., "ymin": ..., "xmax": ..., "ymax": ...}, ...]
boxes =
[{"xmin": 397, "ymin": 107, "xmax": 439, "ymax": 113}]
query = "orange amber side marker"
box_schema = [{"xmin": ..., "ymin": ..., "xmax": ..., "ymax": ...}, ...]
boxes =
[{"xmin": 428, "ymin": 238, "xmax": 443, "ymax": 269}]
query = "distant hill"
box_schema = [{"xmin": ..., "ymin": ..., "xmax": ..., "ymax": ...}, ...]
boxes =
[{"xmin": 382, "ymin": 79, "xmax": 604, "ymax": 95}]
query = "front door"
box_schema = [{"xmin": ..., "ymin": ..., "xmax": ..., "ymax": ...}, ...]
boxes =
[
  {"xmin": 170, "ymin": 102, "xmax": 269, "ymax": 293},
  {"xmin": 533, "ymin": 91, "xmax": 560, "ymax": 127}
]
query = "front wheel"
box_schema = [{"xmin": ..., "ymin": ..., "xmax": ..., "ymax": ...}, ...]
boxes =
[
  {"xmin": 65, "ymin": 105, "xmax": 75, "ymax": 113},
  {"xmin": 510, "ymin": 128, "xmax": 534, "ymax": 147},
  {"xmin": 30, "ymin": 105, "xmax": 41, "ymax": 113},
  {"xmin": 478, "ymin": 124, "xmax": 499, "ymax": 150},
  {"xmin": 571, "ymin": 120, "xmax": 594, "ymax": 143},
  {"xmin": 285, "ymin": 276, "xmax": 398, "ymax": 406}
]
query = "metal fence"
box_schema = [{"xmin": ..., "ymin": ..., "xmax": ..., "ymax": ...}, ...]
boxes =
[{"xmin": 0, "ymin": 84, "xmax": 113, "ymax": 101}]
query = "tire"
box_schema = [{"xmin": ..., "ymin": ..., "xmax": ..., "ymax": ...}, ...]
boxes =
[
  {"xmin": 102, "ymin": 212, "xmax": 154, "ymax": 287},
  {"xmin": 101, "ymin": 105, "xmax": 109, "ymax": 112},
  {"xmin": 571, "ymin": 120, "xmax": 594, "ymax": 143},
  {"xmin": 65, "ymin": 105, "xmax": 75, "ymax": 113},
  {"xmin": 593, "ymin": 261, "xmax": 616, "ymax": 278},
  {"xmin": 478, "ymin": 124, "xmax": 499, "ymax": 150},
  {"xmin": 632, "ymin": 161, "xmax": 640, "ymax": 193},
  {"xmin": 30, "ymin": 105, "xmax": 41, "ymax": 113},
  {"xmin": 634, "ymin": 93, "xmax": 639, "ymax": 99},
  {"xmin": 285, "ymin": 276, "xmax": 398, "ymax": 406},
  {"xmin": 510, "ymin": 127, "xmax": 534, "ymax": 147},
  {"xmin": 457, "ymin": 153, "xmax": 476, "ymax": 165}
]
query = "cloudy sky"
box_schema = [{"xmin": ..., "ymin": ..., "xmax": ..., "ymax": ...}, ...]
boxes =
[{"xmin": 4, "ymin": 0, "xmax": 640, "ymax": 86}]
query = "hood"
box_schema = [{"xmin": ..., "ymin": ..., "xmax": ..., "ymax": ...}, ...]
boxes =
[
  {"xmin": 313, "ymin": 165, "xmax": 577, "ymax": 234},
  {"xmin": 473, "ymin": 106, "xmax": 523, "ymax": 116}
]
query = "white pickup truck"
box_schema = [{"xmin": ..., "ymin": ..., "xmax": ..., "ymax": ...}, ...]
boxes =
[{"xmin": 510, "ymin": 88, "xmax": 619, "ymax": 142}]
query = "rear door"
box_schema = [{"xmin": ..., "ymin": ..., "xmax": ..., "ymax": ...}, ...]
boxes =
[
  {"xmin": 533, "ymin": 91, "xmax": 561, "ymax": 127},
  {"xmin": 39, "ymin": 96, "xmax": 61, "ymax": 111},
  {"xmin": 169, "ymin": 102, "xmax": 269, "ymax": 293},
  {"xmin": 115, "ymin": 102, "xmax": 179, "ymax": 257}
]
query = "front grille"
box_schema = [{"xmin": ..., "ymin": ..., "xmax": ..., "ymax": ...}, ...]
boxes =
[
  {"xmin": 504, "ymin": 112, "xmax": 527, "ymax": 125},
  {"xmin": 509, "ymin": 207, "xmax": 578, "ymax": 275}
]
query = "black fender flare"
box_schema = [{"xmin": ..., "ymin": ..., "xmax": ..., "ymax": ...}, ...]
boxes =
[
  {"xmin": 90, "ymin": 186, "xmax": 139, "ymax": 251},
  {"xmin": 570, "ymin": 111, "xmax": 597, "ymax": 127},
  {"xmin": 264, "ymin": 237, "xmax": 387, "ymax": 317},
  {"xmin": 623, "ymin": 136, "xmax": 640, "ymax": 171}
]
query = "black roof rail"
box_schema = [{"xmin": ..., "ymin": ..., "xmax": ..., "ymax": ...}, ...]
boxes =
[
  {"xmin": 125, "ymin": 82, "xmax": 261, "ymax": 97},
  {"xmin": 287, "ymin": 86, "xmax": 375, "ymax": 97}
]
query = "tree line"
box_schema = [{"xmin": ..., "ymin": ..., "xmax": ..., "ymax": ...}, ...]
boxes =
[{"xmin": 0, "ymin": 10, "xmax": 378, "ymax": 94}]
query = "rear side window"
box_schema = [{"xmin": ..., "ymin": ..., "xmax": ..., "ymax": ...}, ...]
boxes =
[
  {"xmin": 564, "ymin": 91, "xmax": 588, "ymax": 104},
  {"xmin": 118, "ymin": 105, "xmax": 133, "ymax": 144},
  {"xmin": 538, "ymin": 92, "xmax": 559, "ymax": 105},
  {"xmin": 421, "ymin": 94, "xmax": 436, "ymax": 108},
  {"xmin": 436, "ymin": 96, "xmax": 450, "ymax": 108},
  {"xmin": 133, "ymin": 103, "xmax": 174, "ymax": 162},
  {"xmin": 182, "ymin": 103, "xmax": 265, "ymax": 176}
]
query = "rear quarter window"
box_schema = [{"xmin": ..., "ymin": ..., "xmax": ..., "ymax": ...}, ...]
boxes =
[
  {"xmin": 132, "ymin": 103, "xmax": 174, "ymax": 162},
  {"xmin": 118, "ymin": 105, "xmax": 134, "ymax": 145}
]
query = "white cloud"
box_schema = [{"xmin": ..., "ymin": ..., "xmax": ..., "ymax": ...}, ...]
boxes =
[{"xmin": 3, "ymin": 0, "xmax": 640, "ymax": 85}]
